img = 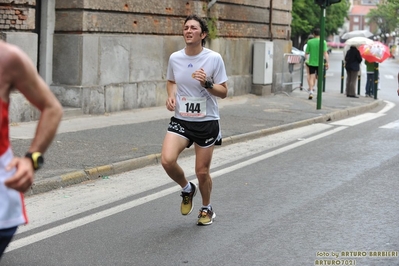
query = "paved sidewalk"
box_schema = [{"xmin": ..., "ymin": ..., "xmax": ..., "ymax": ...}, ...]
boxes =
[{"xmin": 10, "ymin": 90, "xmax": 383, "ymax": 195}]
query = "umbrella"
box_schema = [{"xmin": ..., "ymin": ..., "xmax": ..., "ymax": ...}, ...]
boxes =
[
  {"xmin": 341, "ymin": 30, "xmax": 374, "ymax": 40},
  {"xmin": 345, "ymin": 37, "xmax": 374, "ymax": 47},
  {"xmin": 358, "ymin": 41, "xmax": 391, "ymax": 63}
]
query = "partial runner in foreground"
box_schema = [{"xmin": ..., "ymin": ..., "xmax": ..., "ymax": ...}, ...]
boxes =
[{"xmin": 0, "ymin": 41, "xmax": 63, "ymax": 259}]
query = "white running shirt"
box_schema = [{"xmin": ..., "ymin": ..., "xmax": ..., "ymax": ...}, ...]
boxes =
[
  {"xmin": 0, "ymin": 148, "xmax": 27, "ymax": 229},
  {"xmin": 166, "ymin": 47, "xmax": 228, "ymax": 122},
  {"xmin": 0, "ymin": 100, "xmax": 27, "ymax": 229}
]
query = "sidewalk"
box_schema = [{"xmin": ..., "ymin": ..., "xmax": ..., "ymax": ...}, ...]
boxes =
[{"xmin": 10, "ymin": 89, "xmax": 383, "ymax": 195}]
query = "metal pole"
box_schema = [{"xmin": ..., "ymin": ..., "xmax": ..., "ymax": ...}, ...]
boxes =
[
  {"xmin": 357, "ymin": 74, "xmax": 361, "ymax": 95},
  {"xmin": 323, "ymin": 58, "xmax": 326, "ymax": 92},
  {"xmin": 317, "ymin": 5, "xmax": 326, "ymax": 110},
  {"xmin": 373, "ymin": 62, "xmax": 379, "ymax": 99},
  {"xmin": 341, "ymin": 60, "xmax": 344, "ymax": 93},
  {"xmin": 300, "ymin": 57, "xmax": 305, "ymax": 90}
]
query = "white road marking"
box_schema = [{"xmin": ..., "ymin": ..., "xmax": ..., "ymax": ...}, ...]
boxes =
[
  {"xmin": 330, "ymin": 113, "xmax": 385, "ymax": 126},
  {"xmin": 378, "ymin": 101, "xmax": 395, "ymax": 114},
  {"xmin": 6, "ymin": 125, "xmax": 347, "ymax": 253},
  {"xmin": 380, "ymin": 120, "xmax": 399, "ymax": 129}
]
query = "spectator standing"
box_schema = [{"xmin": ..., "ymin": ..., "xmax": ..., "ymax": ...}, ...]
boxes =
[
  {"xmin": 364, "ymin": 60, "xmax": 374, "ymax": 97},
  {"xmin": 344, "ymin": 45, "xmax": 362, "ymax": 98}
]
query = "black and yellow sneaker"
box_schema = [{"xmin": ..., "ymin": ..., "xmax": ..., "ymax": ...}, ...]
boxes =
[
  {"xmin": 180, "ymin": 182, "xmax": 197, "ymax": 215},
  {"xmin": 197, "ymin": 207, "xmax": 216, "ymax": 226}
]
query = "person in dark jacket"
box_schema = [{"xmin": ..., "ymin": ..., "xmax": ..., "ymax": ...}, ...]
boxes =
[{"xmin": 345, "ymin": 46, "xmax": 362, "ymax": 98}]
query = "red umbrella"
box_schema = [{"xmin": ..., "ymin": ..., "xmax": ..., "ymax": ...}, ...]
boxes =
[{"xmin": 358, "ymin": 41, "xmax": 391, "ymax": 63}]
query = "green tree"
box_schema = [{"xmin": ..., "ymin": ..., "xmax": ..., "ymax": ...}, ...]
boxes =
[
  {"xmin": 367, "ymin": 0, "xmax": 398, "ymax": 43},
  {"xmin": 291, "ymin": 0, "xmax": 349, "ymax": 48}
]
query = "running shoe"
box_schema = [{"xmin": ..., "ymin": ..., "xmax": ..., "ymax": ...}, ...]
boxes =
[
  {"xmin": 197, "ymin": 207, "xmax": 216, "ymax": 225},
  {"xmin": 308, "ymin": 92, "xmax": 313, "ymax": 100},
  {"xmin": 180, "ymin": 182, "xmax": 197, "ymax": 215}
]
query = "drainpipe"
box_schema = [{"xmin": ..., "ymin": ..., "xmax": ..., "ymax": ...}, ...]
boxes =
[
  {"xmin": 208, "ymin": 0, "xmax": 217, "ymax": 10},
  {"xmin": 35, "ymin": 0, "xmax": 42, "ymax": 70},
  {"xmin": 269, "ymin": 0, "xmax": 273, "ymax": 41}
]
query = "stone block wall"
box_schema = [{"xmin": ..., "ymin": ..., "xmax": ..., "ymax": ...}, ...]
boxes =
[
  {"xmin": 1, "ymin": 0, "xmax": 294, "ymax": 120},
  {"xmin": 52, "ymin": 0, "xmax": 293, "ymax": 115},
  {"xmin": 0, "ymin": 0, "xmax": 39, "ymax": 122}
]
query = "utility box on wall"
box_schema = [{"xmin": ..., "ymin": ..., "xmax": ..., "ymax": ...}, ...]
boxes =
[{"xmin": 252, "ymin": 41, "xmax": 273, "ymax": 85}]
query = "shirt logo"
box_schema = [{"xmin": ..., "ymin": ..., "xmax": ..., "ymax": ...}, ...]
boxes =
[{"xmin": 188, "ymin": 63, "xmax": 193, "ymax": 68}]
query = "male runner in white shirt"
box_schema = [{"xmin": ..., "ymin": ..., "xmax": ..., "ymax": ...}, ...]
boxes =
[{"xmin": 161, "ymin": 14, "xmax": 228, "ymax": 225}]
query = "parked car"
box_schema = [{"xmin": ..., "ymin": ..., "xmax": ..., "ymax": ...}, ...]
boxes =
[{"xmin": 327, "ymin": 41, "xmax": 345, "ymax": 49}]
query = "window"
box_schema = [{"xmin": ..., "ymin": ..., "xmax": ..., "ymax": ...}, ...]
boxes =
[{"xmin": 353, "ymin": 16, "xmax": 359, "ymax": 23}]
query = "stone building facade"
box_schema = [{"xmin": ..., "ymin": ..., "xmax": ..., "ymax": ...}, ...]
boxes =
[{"xmin": 0, "ymin": 0, "xmax": 293, "ymax": 122}]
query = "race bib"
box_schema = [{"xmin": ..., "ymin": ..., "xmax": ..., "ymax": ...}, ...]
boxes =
[{"xmin": 179, "ymin": 96, "xmax": 206, "ymax": 117}]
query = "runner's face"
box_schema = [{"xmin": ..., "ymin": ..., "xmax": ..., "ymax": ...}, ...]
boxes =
[{"xmin": 183, "ymin": 20, "xmax": 205, "ymax": 46}]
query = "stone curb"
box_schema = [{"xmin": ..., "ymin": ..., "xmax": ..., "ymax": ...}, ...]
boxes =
[{"xmin": 28, "ymin": 100, "xmax": 383, "ymax": 196}]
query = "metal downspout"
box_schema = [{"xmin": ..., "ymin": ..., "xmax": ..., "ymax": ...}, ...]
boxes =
[
  {"xmin": 35, "ymin": 0, "xmax": 42, "ymax": 70},
  {"xmin": 269, "ymin": 0, "xmax": 273, "ymax": 41},
  {"xmin": 208, "ymin": 0, "xmax": 217, "ymax": 10}
]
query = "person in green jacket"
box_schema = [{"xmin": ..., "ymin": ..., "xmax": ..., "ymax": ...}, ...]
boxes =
[{"xmin": 364, "ymin": 60, "xmax": 374, "ymax": 97}]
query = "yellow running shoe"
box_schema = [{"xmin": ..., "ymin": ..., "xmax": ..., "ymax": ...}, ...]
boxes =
[
  {"xmin": 197, "ymin": 207, "xmax": 216, "ymax": 226},
  {"xmin": 180, "ymin": 182, "xmax": 197, "ymax": 215}
]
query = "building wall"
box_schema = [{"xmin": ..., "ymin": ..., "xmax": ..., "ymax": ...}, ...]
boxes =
[
  {"xmin": 1, "ymin": 0, "xmax": 294, "ymax": 120},
  {"xmin": 0, "ymin": 0, "xmax": 39, "ymax": 122}
]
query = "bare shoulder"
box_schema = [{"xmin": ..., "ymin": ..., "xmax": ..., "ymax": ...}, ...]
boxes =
[{"xmin": 0, "ymin": 41, "xmax": 27, "ymax": 68}]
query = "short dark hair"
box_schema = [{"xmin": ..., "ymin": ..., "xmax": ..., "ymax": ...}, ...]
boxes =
[
  {"xmin": 313, "ymin": 28, "xmax": 320, "ymax": 36},
  {"xmin": 184, "ymin": 14, "xmax": 209, "ymax": 46}
]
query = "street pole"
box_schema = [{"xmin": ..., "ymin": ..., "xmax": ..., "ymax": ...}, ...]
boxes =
[
  {"xmin": 340, "ymin": 60, "xmax": 345, "ymax": 93},
  {"xmin": 317, "ymin": 4, "xmax": 326, "ymax": 110},
  {"xmin": 373, "ymin": 62, "xmax": 379, "ymax": 99}
]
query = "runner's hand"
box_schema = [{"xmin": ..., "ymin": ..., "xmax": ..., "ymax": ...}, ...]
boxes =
[
  {"xmin": 166, "ymin": 97, "xmax": 176, "ymax": 111},
  {"xmin": 4, "ymin": 157, "xmax": 34, "ymax": 193},
  {"xmin": 192, "ymin": 68, "xmax": 207, "ymax": 87}
]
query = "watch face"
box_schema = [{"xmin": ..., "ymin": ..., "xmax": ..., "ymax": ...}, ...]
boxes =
[
  {"xmin": 31, "ymin": 152, "xmax": 44, "ymax": 170},
  {"xmin": 37, "ymin": 155, "xmax": 44, "ymax": 167}
]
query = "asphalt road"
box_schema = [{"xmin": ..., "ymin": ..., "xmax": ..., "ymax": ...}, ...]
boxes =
[
  {"xmin": 3, "ymin": 100, "xmax": 399, "ymax": 265},
  {"xmin": 2, "ymin": 50, "xmax": 399, "ymax": 265}
]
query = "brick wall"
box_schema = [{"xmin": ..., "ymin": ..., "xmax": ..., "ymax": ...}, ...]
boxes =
[
  {"xmin": 55, "ymin": 0, "xmax": 291, "ymax": 40},
  {"xmin": 0, "ymin": 1, "xmax": 35, "ymax": 31}
]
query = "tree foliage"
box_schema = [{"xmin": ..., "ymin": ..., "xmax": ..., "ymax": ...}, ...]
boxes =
[
  {"xmin": 291, "ymin": 0, "xmax": 349, "ymax": 48},
  {"xmin": 366, "ymin": 0, "xmax": 399, "ymax": 43}
]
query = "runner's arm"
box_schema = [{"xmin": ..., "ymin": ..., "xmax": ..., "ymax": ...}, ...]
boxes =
[
  {"xmin": 166, "ymin": 80, "xmax": 177, "ymax": 111},
  {"xmin": 9, "ymin": 45, "xmax": 63, "ymax": 153}
]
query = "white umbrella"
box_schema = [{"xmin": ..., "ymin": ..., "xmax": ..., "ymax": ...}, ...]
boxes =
[
  {"xmin": 345, "ymin": 37, "xmax": 374, "ymax": 47},
  {"xmin": 341, "ymin": 30, "xmax": 374, "ymax": 40}
]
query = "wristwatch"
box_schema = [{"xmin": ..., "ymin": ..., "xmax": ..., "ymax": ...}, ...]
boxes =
[
  {"xmin": 25, "ymin": 152, "xmax": 44, "ymax": 170},
  {"xmin": 204, "ymin": 80, "xmax": 213, "ymax": 89}
]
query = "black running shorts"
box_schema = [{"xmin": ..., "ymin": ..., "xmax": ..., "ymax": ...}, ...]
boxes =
[
  {"xmin": 308, "ymin": 65, "xmax": 319, "ymax": 75},
  {"xmin": 167, "ymin": 117, "xmax": 222, "ymax": 148}
]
